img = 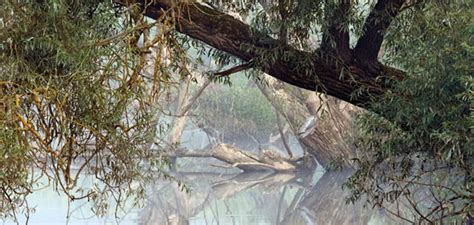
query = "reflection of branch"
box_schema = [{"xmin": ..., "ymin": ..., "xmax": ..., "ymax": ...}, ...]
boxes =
[
  {"xmin": 276, "ymin": 186, "xmax": 288, "ymax": 224},
  {"xmin": 142, "ymin": 167, "xmax": 317, "ymax": 225},
  {"xmin": 211, "ymin": 161, "xmax": 283, "ymax": 171},
  {"xmin": 211, "ymin": 172, "xmax": 299, "ymax": 199},
  {"xmin": 279, "ymin": 188, "xmax": 306, "ymax": 224}
]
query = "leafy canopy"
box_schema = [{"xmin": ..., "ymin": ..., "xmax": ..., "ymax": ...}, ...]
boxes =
[
  {"xmin": 0, "ymin": 0, "xmax": 472, "ymax": 223},
  {"xmin": 345, "ymin": 1, "xmax": 473, "ymax": 223},
  {"xmin": 0, "ymin": 0, "xmax": 186, "ymax": 219}
]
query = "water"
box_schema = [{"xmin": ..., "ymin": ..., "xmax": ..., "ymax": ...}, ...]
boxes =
[
  {"xmin": 2, "ymin": 168, "xmax": 403, "ymax": 225},
  {"xmin": 2, "ymin": 174, "xmax": 139, "ymax": 225}
]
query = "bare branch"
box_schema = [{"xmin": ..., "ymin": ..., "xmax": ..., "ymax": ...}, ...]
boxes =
[
  {"xmin": 276, "ymin": 111, "xmax": 294, "ymax": 158},
  {"xmin": 177, "ymin": 77, "xmax": 212, "ymax": 116},
  {"xmin": 213, "ymin": 62, "xmax": 252, "ymax": 77}
]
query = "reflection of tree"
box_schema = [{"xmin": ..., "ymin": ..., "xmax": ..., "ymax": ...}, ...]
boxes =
[
  {"xmin": 149, "ymin": 56, "xmax": 388, "ymax": 224},
  {"xmin": 138, "ymin": 170, "xmax": 308, "ymax": 225},
  {"xmin": 280, "ymin": 170, "xmax": 372, "ymax": 225},
  {"xmin": 138, "ymin": 169, "xmax": 403, "ymax": 225}
]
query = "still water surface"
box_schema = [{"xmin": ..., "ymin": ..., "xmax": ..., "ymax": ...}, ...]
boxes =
[{"xmin": 3, "ymin": 168, "xmax": 403, "ymax": 225}]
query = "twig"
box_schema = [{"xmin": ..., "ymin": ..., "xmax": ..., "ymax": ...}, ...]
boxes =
[
  {"xmin": 276, "ymin": 111, "xmax": 294, "ymax": 158},
  {"xmin": 213, "ymin": 62, "xmax": 252, "ymax": 77}
]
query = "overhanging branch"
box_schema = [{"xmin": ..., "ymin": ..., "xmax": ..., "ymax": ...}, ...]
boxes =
[{"xmin": 127, "ymin": 0, "xmax": 405, "ymax": 108}]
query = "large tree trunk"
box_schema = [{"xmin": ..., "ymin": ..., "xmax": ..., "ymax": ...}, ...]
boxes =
[
  {"xmin": 128, "ymin": 0, "xmax": 405, "ymax": 108},
  {"xmin": 299, "ymin": 96, "xmax": 360, "ymax": 168},
  {"xmin": 257, "ymin": 77, "xmax": 359, "ymax": 169}
]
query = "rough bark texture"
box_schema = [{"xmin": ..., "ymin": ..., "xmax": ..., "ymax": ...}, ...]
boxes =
[
  {"xmin": 257, "ymin": 77, "xmax": 359, "ymax": 169},
  {"xmin": 354, "ymin": 0, "xmax": 406, "ymax": 61},
  {"xmin": 299, "ymin": 96, "xmax": 360, "ymax": 167},
  {"xmin": 130, "ymin": 0, "xmax": 405, "ymax": 108}
]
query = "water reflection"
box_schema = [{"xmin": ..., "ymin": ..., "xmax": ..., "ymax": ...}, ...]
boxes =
[
  {"xmin": 2, "ymin": 174, "xmax": 140, "ymax": 225},
  {"xmin": 3, "ymin": 169, "xmax": 404, "ymax": 225},
  {"xmin": 139, "ymin": 169, "xmax": 401, "ymax": 225}
]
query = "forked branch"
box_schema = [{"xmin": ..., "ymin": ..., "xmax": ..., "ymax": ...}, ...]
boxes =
[{"xmin": 354, "ymin": 0, "xmax": 406, "ymax": 61}]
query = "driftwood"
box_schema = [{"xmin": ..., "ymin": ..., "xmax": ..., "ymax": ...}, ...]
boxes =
[{"xmin": 169, "ymin": 144, "xmax": 304, "ymax": 172}]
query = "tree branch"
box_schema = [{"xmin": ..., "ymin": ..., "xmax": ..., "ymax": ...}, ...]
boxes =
[
  {"xmin": 354, "ymin": 0, "xmax": 406, "ymax": 61},
  {"xmin": 177, "ymin": 77, "xmax": 212, "ymax": 116},
  {"xmin": 322, "ymin": 0, "xmax": 352, "ymax": 61},
  {"xmin": 213, "ymin": 62, "xmax": 252, "ymax": 77},
  {"xmin": 129, "ymin": 0, "xmax": 405, "ymax": 108},
  {"xmin": 278, "ymin": 0, "xmax": 289, "ymax": 44},
  {"xmin": 167, "ymin": 144, "xmax": 297, "ymax": 172},
  {"xmin": 276, "ymin": 111, "xmax": 294, "ymax": 158}
]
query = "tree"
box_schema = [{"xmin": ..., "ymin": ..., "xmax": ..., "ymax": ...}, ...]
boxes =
[
  {"xmin": 1, "ymin": 0, "xmax": 472, "ymax": 223},
  {"xmin": 0, "ymin": 0, "xmax": 177, "ymax": 219},
  {"xmin": 344, "ymin": 4, "xmax": 473, "ymax": 222},
  {"xmin": 118, "ymin": 0, "xmax": 474, "ymax": 222},
  {"xmin": 125, "ymin": 0, "xmax": 405, "ymax": 106}
]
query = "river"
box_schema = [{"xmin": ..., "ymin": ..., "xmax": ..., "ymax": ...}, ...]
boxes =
[{"xmin": 3, "ymin": 166, "xmax": 404, "ymax": 225}]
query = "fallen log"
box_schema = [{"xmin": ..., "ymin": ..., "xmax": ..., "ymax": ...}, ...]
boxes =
[{"xmin": 169, "ymin": 144, "xmax": 301, "ymax": 172}]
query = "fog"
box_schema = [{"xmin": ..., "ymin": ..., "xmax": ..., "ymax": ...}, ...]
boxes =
[{"xmin": 3, "ymin": 75, "xmax": 406, "ymax": 225}]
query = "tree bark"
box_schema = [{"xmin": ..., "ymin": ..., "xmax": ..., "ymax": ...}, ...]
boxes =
[
  {"xmin": 256, "ymin": 77, "xmax": 358, "ymax": 169},
  {"xmin": 129, "ymin": 0, "xmax": 405, "ymax": 108},
  {"xmin": 354, "ymin": 0, "xmax": 406, "ymax": 61}
]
